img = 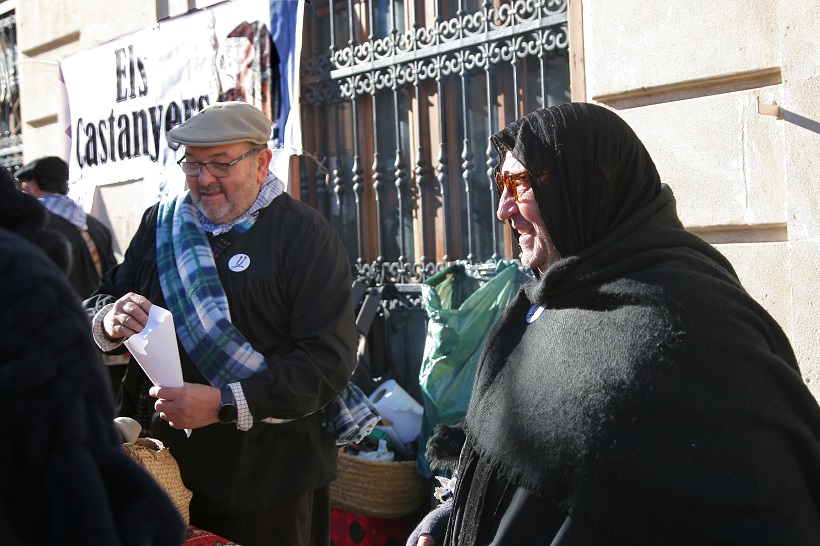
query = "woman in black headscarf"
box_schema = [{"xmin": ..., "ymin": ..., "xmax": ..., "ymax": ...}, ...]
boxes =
[{"xmin": 409, "ymin": 103, "xmax": 820, "ymax": 545}]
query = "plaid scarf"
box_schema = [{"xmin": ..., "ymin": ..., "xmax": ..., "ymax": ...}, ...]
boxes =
[
  {"xmin": 40, "ymin": 193, "xmax": 87, "ymax": 229},
  {"xmin": 157, "ymin": 191, "xmax": 264, "ymax": 386},
  {"xmin": 156, "ymin": 182, "xmax": 377, "ymax": 442},
  {"xmin": 324, "ymin": 383, "xmax": 380, "ymax": 446}
]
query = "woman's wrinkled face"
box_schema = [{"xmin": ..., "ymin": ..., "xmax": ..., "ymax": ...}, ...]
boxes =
[{"xmin": 496, "ymin": 153, "xmax": 561, "ymax": 273}]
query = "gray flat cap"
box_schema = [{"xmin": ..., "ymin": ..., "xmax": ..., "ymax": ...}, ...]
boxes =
[{"xmin": 167, "ymin": 101, "xmax": 272, "ymax": 147}]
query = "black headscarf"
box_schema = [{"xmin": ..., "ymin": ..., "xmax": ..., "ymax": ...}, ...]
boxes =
[
  {"xmin": 451, "ymin": 103, "xmax": 820, "ymax": 545},
  {"xmin": 491, "ymin": 102, "xmax": 661, "ymax": 260}
]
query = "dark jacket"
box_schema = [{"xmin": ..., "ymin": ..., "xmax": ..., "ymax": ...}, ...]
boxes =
[
  {"xmin": 85, "ymin": 191, "xmax": 357, "ymax": 516},
  {"xmin": 46, "ymin": 211, "xmax": 117, "ymax": 298}
]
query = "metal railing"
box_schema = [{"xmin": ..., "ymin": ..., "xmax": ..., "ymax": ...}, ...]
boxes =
[
  {"xmin": 300, "ymin": 0, "xmax": 569, "ymax": 286},
  {"xmin": 0, "ymin": 11, "xmax": 21, "ymax": 173}
]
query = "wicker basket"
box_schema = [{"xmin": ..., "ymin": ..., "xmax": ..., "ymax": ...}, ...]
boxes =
[
  {"xmin": 330, "ymin": 449, "xmax": 428, "ymax": 519},
  {"xmin": 122, "ymin": 438, "xmax": 193, "ymax": 525}
]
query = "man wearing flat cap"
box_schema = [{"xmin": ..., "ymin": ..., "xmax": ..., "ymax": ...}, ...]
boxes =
[
  {"xmin": 17, "ymin": 155, "xmax": 117, "ymax": 299},
  {"xmin": 85, "ymin": 101, "xmax": 357, "ymax": 545}
]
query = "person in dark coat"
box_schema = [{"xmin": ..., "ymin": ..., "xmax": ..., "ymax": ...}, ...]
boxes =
[
  {"xmin": 17, "ymin": 155, "xmax": 126, "ymax": 395},
  {"xmin": 0, "ymin": 165, "xmax": 186, "ymax": 545},
  {"xmin": 409, "ymin": 103, "xmax": 820, "ymax": 545},
  {"xmin": 17, "ymin": 155, "xmax": 118, "ymax": 299},
  {"xmin": 85, "ymin": 101, "xmax": 358, "ymax": 546},
  {"xmin": 1, "ymin": 163, "xmax": 71, "ymax": 275}
]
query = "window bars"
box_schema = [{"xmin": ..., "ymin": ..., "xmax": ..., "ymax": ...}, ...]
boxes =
[
  {"xmin": 0, "ymin": 12, "xmax": 21, "ymax": 173},
  {"xmin": 301, "ymin": 0, "xmax": 569, "ymax": 285}
]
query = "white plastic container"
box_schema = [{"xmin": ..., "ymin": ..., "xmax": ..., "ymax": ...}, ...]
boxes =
[{"xmin": 369, "ymin": 379, "xmax": 424, "ymax": 455}]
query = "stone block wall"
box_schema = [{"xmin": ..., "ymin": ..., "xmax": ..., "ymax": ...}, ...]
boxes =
[{"xmin": 575, "ymin": 0, "xmax": 820, "ymax": 396}]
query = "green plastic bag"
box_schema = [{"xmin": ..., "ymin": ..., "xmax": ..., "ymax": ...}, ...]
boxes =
[{"xmin": 416, "ymin": 260, "xmax": 529, "ymax": 477}]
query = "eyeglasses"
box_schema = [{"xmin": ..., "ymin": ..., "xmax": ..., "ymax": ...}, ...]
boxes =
[
  {"xmin": 177, "ymin": 147, "xmax": 263, "ymax": 178},
  {"xmin": 495, "ymin": 170, "xmax": 533, "ymax": 202}
]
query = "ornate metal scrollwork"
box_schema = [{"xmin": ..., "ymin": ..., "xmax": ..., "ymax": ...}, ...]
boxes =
[
  {"xmin": 302, "ymin": 0, "xmax": 568, "ymax": 104},
  {"xmin": 304, "ymin": 0, "xmax": 568, "ymax": 283},
  {"xmin": 0, "ymin": 13, "xmax": 21, "ymax": 172},
  {"xmin": 353, "ymin": 258, "xmax": 447, "ymax": 287}
]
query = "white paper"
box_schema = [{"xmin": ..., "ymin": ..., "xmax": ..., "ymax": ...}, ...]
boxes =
[{"xmin": 124, "ymin": 305, "xmax": 191, "ymax": 436}]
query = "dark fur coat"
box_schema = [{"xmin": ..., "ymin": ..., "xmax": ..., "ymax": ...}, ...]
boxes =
[{"xmin": 0, "ymin": 165, "xmax": 186, "ymax": 544}]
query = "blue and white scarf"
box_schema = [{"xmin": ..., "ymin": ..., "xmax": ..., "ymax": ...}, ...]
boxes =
[
  {"xmin": 156, "ymin": 174, "xmax": 377, "ymax": 443},
  {"xmin": 40, "ymin": 193, "xmax": 87, "ymax": 229}
]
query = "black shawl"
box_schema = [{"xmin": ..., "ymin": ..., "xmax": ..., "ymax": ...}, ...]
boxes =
[{"xmin": 452, "ymin": 104, "xmax": 820, "ymax": 545}]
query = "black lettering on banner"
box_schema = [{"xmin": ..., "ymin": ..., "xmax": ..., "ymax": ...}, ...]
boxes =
[
  {"xmin": 148, "ymin": 106, "xmax": 164, "ymax": 161},
  {"xmin": 75, "ymin": 119, "xmax": 85, "ymax": 167},
  {"xmin": 136, "ymin": 55, "xmax": 148, "ymax": 97},
  {"xmin": 114, "ymin": 45, "xmax": 149, "ymax": 102},
  {"xmin": 182, "ymin": 98, "xmax": 199, "ymax": 120},
  {"xmin": 98, "ymin": 120, "xmax": 109, "ymax": 163},
  {"xmin": 74, "ymin": 95, "xmax": 214, "ymax": 171},
  {"xmin": 165, "ymin": 101, "xmax": 182, "ymax": 134},
  {"xmin": 114, "ymin": 48, "xmax": 128, "ymax": 102},
  {"xmin": 117, "ymin": 114, "xmax": 131, "ymax": 159},
  {"xmin": 76, "ymin": 40, "xmax": 223, "ymax": 173},
  {"xmin": 132, "ymin": 110, "xmax": 150, "ymax": 158},
  {"xmin": 84, "ymin": 122, "xmax": 99, "ymax": 166},
  {"xmin": 107, "ymin": 111, "xmax": 117, "ymax": 162}
]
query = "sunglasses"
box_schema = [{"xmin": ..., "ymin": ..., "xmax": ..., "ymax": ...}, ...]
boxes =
[{"xmin": 495, "ymin": 170, "xmax": 533, "ymax": 202}]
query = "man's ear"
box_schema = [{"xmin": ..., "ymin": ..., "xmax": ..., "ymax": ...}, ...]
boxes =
[
  {"xmin": 27, "ymin": 180, "xmax": 45, "ymax": 197},
  {"xmin": 256, "ymin": 148, "xmax": 273, "ymax": 183}
]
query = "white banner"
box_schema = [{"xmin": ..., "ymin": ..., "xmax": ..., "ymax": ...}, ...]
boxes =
[{"xmin": 59, "ymin": 0, "xmax": 302, "ymax": 207}]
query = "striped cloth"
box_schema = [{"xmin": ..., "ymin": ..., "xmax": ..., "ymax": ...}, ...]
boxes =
[
  {"xmin": 77, "ymin": 227, "xmax": 103, "ymax": 276},
  {"xmin": 324, "ymin": 382, "xmax": 380, "ymax": 446},
  {"xmin": 41, "ymin": 193, "xmax": 102, "ymax": 275},
  {"xmin": 40, "ymin": 193, "xmax": 87, "ymax": 229}
]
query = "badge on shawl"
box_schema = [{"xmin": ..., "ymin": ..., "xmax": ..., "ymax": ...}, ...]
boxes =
[
  {"xmin": 526, "ymin": 304, "xmax": 545, "ymax": 324},
  {"xmin": 228, "ymin": 254, "xmax": 250, "ymax": 272}
]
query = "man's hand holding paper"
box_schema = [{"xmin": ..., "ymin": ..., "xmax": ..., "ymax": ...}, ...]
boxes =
[
  {"xmin": 119, "ymin": 302, "xmax": 193, "ymax": 435},
  {"xmin": 150, "ymin": 383, "xmax": 223, "ymax": 429},
  {"xmin": 103, "ymin": 292, "xmax": 152, "ymax": 339},
  {"xmin": 122, "ymin": 303, "xmax": 184, "ymax": 389}
]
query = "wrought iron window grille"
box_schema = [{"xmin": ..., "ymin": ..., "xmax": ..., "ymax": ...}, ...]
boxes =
[
  {"xmin": 0, "ymin": 11, "xmax": 21, "ymax": 173},
  {"xmin": 301, "ymin": 0, "xmax": 569, "ymax": 287}
]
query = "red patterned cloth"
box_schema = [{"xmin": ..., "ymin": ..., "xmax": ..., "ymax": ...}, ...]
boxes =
[
  {"xmin": 185, "ymin": 525, "xmax": 239, "ymax": 545},
  {"xmin": 330, "ymin": 509, "xmax": 407, "ymax": 546}
]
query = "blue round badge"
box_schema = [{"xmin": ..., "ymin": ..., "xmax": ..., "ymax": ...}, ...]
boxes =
[{"xmin": 526, "ymin": 304, "xmax": 545, "ymax": 324}]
